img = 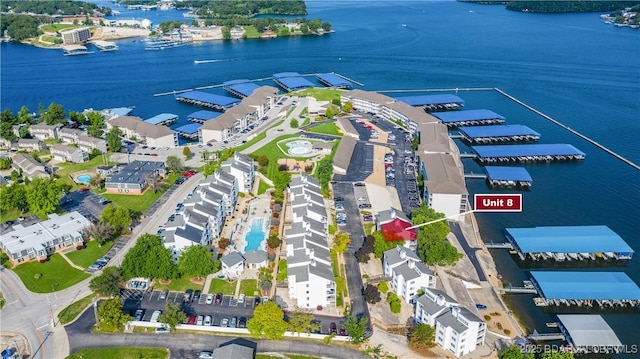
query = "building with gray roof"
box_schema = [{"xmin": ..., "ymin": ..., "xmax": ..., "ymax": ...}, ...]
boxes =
[
  {"xmin": 50, "ymin": 143, "xmax": 87, "ymax": 163},
  {"xmin": 221, "ymin": 251, "xmax": 245, "ymax": 279},
  {"xmin": 383, "ymin": 246, "xmax": 436, "ymax": 304},
  {"xmin": 107, "ymin": 115, "xmax": 178, "ymax": 148},
  {"xmin": 11, "ymin": 153, "xmax": 50, "ymax": 180},
  {"xmin": 243, "ymin": 249, "xmax": 268, "ymax": 269},
  {"xmin": 417, "ymin": 152, "xmax": 468, "ymax": 222},
  {"xmin": 105, "ymin": 160, "xmax": 166, "ymax": 195},
  {"xmin": 221, "ymin": 152, "xmax": 255, "ymax": 193}
]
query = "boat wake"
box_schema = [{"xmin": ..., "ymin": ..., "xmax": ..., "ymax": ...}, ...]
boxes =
[{"xmin": 194, "ymin": 59, "xmax": 234, "ymax": 64}]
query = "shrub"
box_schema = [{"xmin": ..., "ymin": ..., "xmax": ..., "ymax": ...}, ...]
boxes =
[
  {"xmin": 377, "ymin": 281, "xmax": 389, "ymax": 294},
  {"xmin": 496, "ymin": 322, "xmax": 503, "ymax": 330},
  {"xmin": 278, "ymin": 164, "xmax": 289, "ymax": 171},
  {"xmin": 271, "ymin": 219, "xmax": 280, "ymax": 226},
  {"xmin": 362, "ymin": 274, "xmax": 370, "ymax": 279},
  {"xmin": 34, "ymin": 273, "xmax": 42, "ymax": 279},
  {"xmin": 491, "ymin": 312, "xmax": 501, "ymax": 316},
  {"xmin": 504, "ymin": 329, "xmax": 511, "ymax": 335},
  {"xmin": 484, "ymin": 315, "xmax": 491, "ymax": 321}
]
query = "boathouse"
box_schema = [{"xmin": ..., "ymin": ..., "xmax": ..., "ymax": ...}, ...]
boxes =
[
  {"xmin": 505, "ymin": 225, "xmax": 633, "ymax": 261},
  {"xmin": 175, "ymin": 123, "xmax": 201, "ymax": 140},
  {"xmin": 396, "ymin": 94, "xmax": 465, "ymax": 112},
  {"xmin": 316, "ymin": 73, "xmax": 354, "ymax": 89},
  {"xmin": 471, "ymin": 143, "xmax": 586, "ymax": 163},
  {"xmin": 175, "ymin": 91, "xmax": 240, "ymax": 110},
  {"xmin": 145, "ymin": 113, "xmax": 178, "ymax": 126},
  {"xmin": 458, "ymin": 124, "xmax": 540, "ymax": 144},
  {"xmin": 433, "ymin": 109, "xmax": 505, "ymax": 127},
  {"xmin": 557, "ymin": 315, "xmax": 622, "ymax": 352},
  {"xmin": 187, "ymin": 110, "xmax": 221, "ymax": 124},
  {"xmin": 223, "ymin": 79, "xmax": 260, "ymax": 98},
  {"xmin": 484, "ymin": 166, "xmax": 532, "ymax": 188},
  {"xmin": 273, "ymin": 72, "xmax": 314, "ymax": 92}
]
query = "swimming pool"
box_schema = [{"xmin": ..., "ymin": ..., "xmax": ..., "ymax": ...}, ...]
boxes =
[
  {"xmin": 285, "ymin": 140, "xmax": 313, "ymax": 156},
  {"xmin": 244, "ymin": 218, "xmax": 266, "ymax": 252},
  {"xmin": 77, "ymin": 174, "xmax": 92, "ymax": 184}
]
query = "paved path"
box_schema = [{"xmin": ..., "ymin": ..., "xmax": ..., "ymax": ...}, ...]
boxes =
[{"xmin": 57, "ymin": 251, "xmax": 85, "ymax": 271}]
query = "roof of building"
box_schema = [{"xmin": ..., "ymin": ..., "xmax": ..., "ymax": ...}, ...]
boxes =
[
  {"xmin": 187, "ymin": 110, "xmax": 221, "ymax": 121},
  {"xmin": 336, "ymin": 117, "xmax": 360, "ymax": 138},
  {"xmin": 459, "ymin": 124, "xmax": 540, "ymax": 138},
  {"xmin": 18, "ymin": 138, "xmax": 42, "ymax": 144},
  {"xmin": 332, "ymin": 136, "xmax": 357, "ymax": 172},
  {"xmin": 243, "ymin": 249, "xmax": 267, "ymax": 263},
  {"xmin": 531, "ymin": 271, "xmax": 640, "ymax": 300},
  {"xmin": 109, "ymin": 116, "xmax": 176, "ymax": 139},
  {"xmin": 288, "ymin": 265, "xmax": 309, "ymax": 282},
  {"xmin": 212, "ymin": 343, "xmax": 254, "ymax": 359},
  {"xmin": 396, "ymin": 94, "xmax": 465, "ymax": 106},
  {"xmin": 223, "ymin": 79, "xmax": 261, "ymax": 97},
  {"xmin": 384, "ymin": 245, "xmax": 421, "ymax": 266},
  {"xmin": 174, "ymin": 224, "xmax": 202, "ymax": 243},
  {"xmin": 105, "ymin": 160, "xmax": 165, "ymax": 185},
  {"xmin": 506, "ymin": 226, "xmax": 633, "ymax": 255},
  {"xmin": 221, "ymin": 251, "xmax": 245, "ymax": 267},
  {"xmin": 175, "ymin": 91, "xmax": 240, "ymax": 108},
  {"xmin": 12, "ymin": 153, "xmax": 45, "ymax": 173},
  {"xmin": 472, "ymin": 143, "xmax": 586, "ymax": 158},
  {"xmin": 557, "ymin": 314, "xmax": 622, "ymax": 347},
  {"xmin": 385, "ymin": 101, "xmax": 439, "ymax": 124},
  {"xmin": 273, "ymin": 76, "xmax": 314, "ymax": 91},
  {"xmin": 316, "ymin": 73, "xmax": 353, "ymax": 88},
  {"xmin": 420, "ymin": 153, "xmax": 467, "ymax": 195},
  {"xmin": 145, "ymin": 113, "xmax": 178, "ymax": 125},
  {"xmin": 436, "ymin": 308, "xmax": 469, "ymax": 334},
  {"xmin": 485, "ymin": 166, "xmax": 532, "ymax": 182},
  {"xmin": 309, "ymin": 262, "xmax": 334, "ymax": 281},
  {"xmin": 175, "ymin": 123, "xmax": 202, "ymax": 135},
  {"xmin": 417, "ymin": 122, "xmax": 452, "ymax": 153},
  {"xmin": 342, "ymin": 89, "xmax": 394, "ymax": 105},
  {"xmin": 433, "ymin": 109, "xmax": 506, "ymax": 123},
  {"xmin": 381, "ymin": 218, "xmax": 417, "ymax": 241},
  {"xmin": 51, "ymin": 143, "xmax": 80, "ymax": 154}
]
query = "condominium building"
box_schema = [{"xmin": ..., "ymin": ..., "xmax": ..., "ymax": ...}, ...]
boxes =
[
  {"xmin": 383, "ymin": 246, "xmax": 436, "ymax": 303},
  {"xmin": 60, "ymin": 27, "xmax": 91, "ymax": 44},
  {"xmin": 11, "ymin": 153, "xmax": 50, "ymax": 180},
  {"xmin": 107, "ymin": 116, "xmax": 178, "ymax": 148},
  {"xmin": 28, "ymin": 123, "xmax": 62, "ymax": 140},
  {"xmin": 104, "ymin": 160, "xmax": 166, "ymax": 195},
  {"xmin": 50, "ymin": 143, "xmax": 88, "ymax": 163},
  {"xmin": 220, "ymin": 153, "xmax": 255, "ymax": 193},
  {"xmin": 17, "ymin": 139, "xmax": 44, "ymax": 152}
]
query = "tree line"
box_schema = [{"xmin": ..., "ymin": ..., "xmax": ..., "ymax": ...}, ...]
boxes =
[
  {"xmin": 186, "ymin": 0, "xmax": 307, "ymax": 18},
  {"xmin": 0, "ymin": 0, "xmax": 111, "ymax": 16},
  {"xmin": 458, "ymin": 0, "xmax": 640, "ymax": 13}
]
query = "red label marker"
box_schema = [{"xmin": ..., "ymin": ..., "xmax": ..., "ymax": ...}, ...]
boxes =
[{"xmin": 474, "ymin": 194, "xmax": 522, "ymax": 212}]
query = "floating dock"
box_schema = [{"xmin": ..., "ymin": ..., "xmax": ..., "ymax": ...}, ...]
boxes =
[
  {"xmin": 175, "ymin": 91, "xmax": 240, "ymax": 110},
  {"xmin": 458, "ymin": 124, "xmax": 540, "ymax": 144},
  {"xmin": 145, "ymin": 113, "xmax": 178, "ymax": 126},
  {"xmin": 557, "ymin": 315, "xmax": 622, "ymax": 352},
  {"xmin": 396, "ymin": 94, "xmax": 465, "ymax": 112},
  {"xmin": 92, "ymin": 40, "xmax": 118, "ymax": 51},
  {"xmin": 485, "ymin": 166, "xmax": 532, "ymax": 188},
  {"xmin": 432, "ymin": 109, "xmax": 505, "ymax": 127},
  {"xmin": 530, "ymin": 271, "xmax": 640, "ymax": 308},
  {"xmin": 316, "ymin": 73, "xmax": 354, "ymax": 89},
  {"xmin": 187, "ymin": 110, "xmax": 221, "ymax": 124},
  {"xmin": 273, "ymin": 72, "xmax": 315, "ymax": 92},
  {"xmin": 223, "ymin": 79, "xmax": 260, "ymax": 98},
  {"xmin": 63, "ymin": 45, "xmax": 89, "ymax": 56},
  {"xmin": 471, "ymin": 143, "xmax": 585, "ymax": 163},
  {"xmin": 174, "ymin": 123, "xmax": 201, "ymax": 140},
  {"xmin": 505, "ymin": 225, "xmax": 634, "ymax": 261}
]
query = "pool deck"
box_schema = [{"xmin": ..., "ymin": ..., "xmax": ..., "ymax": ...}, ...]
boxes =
[{"xmin": 221, "ymin": 194, "xmax": 272, "ymax": 253}]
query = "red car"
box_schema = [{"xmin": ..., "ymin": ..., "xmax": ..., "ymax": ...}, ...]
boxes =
[
  {"xmin": 187, "ymin": 315, "xmax": 196, "ymax": 325},
  {"xmin": 182, "ymin": 171, "xmax": 194, "ymax": 178},
  {"xmin": 80, "ymin": 187, "xmax": 90, "ymax": 192}
]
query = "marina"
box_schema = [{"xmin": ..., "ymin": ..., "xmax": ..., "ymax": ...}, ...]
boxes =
[
  {"xmin": 316, "ymin": 72, "xmax": 355, "ymax": 89},
  {"xmin": 143, "ymin": 38, "xmax": 189, "ymax": 50},
  {"xmin": 432, "ymin": 109, "xmax": 506, "ymax": 127},
  {"xmin": 62, "ymin": 45, "xmax": 90, "ymax": 56},
  {"xmin": 91, "ymin": 40, "xmax": 118, "ymax": 51},
  {"xmin": 529, "ymin": 271, "xmax": 640, "ymax": 308},
  {"xmin": 471, "ymin": 143, "xmax": 586, "ymax": 163},
  {"xmin": 504, "ymin": 225, "xmax": 634, "ymax": 262},
  {"xmin": 484, "ymin": 166, "xmax": 532, "ymax": 188},
  {"xmin": 273, "ymin": 72, "xmax": 315, "ymax": 92},
  {"xmin": 223, "ymin": 79, "xmax": 261, "ymax": 98},
  {"xmin": 174, "ymin": 123, "xmax": 201, "ymax": 140},
  {"xmin": 144, "ymin": 113, "xmax": 178, "ymax": 126},
  {"xmin": 395, "ymin": 93, "xmax": 465, "ymax": 112},
  {"xmin": 175, "ymin": 91, "xmax": 241, "ymax": 110},
  {"xmin": 556, "ymin": 315, "xmax": 623, "ymax": 353},
  {"xmin": 187, "ymin": 110, "xmax": 221, "ymax": 124},
  {"xmin": 458, "ymin": 124, "xmax": 540, "ymax": 144}
]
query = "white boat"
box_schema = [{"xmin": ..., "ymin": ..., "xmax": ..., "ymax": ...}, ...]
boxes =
[
  {"xmin": 401, "ymin": 24, "xmax": 407, "ymax": 27},
  {"xmin": 567, "ymin": 253, "xmax": 579, "ymax": 261}
]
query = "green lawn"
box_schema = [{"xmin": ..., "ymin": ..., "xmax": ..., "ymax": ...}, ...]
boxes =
[
  {"xmin": 251, "ymin": 134, "xmax": 310, "ymax": 180},
  {"xmin": 12, "ymin": 254, "xmax": 90, "ymax": 293},
  {"xmin": 243, "ymin": 25, "xmax": 261, "ymax": 38},
  {"xmin": 102, "ymin": 174, "xmax": 178, "ymax": 214},
  {"xmin": 307, "ymin": 123, "xmax": 342, "ymax": 136},
  {"xmin": 66, "ymin": 347, "xmax": 169, "ymax": 359},
  {"xmin": 153, "ymin": 276, "xmax": 203, "ymax": 292},
  {"xmin": 293, "ymin": 88, "xmax": 344, "ymax": 102},
  {"xmin": 208, "ymin": 278, "xmax": 236, "ymax": 295},
  {"xmin": 58, "ymin": 293, "xmax": 98, "ymax": 325},
  {"xmin": 65, "ymin": 240, "xmax": 113, "ymax": 269},
  {"xmin": 257, "ymin": 179, "xmax": 272, "ymax": 195},
  {"xmin": 301, "ymin": 118, "xmax": 311, "ymax": 127},
  {"xmin": 55, "ymin": 155, "xmax": 115, "ymax": 190},
  {"xmin": 41, "ymin": 24, "xmax": 80, "ymax": 32},
  {"xmin": 234, "ymin": 132, "xmax": 267, "ymax": 152},
  {"xmin": 239, "ymin": 279, "xmax": 259, "ymax": 296}
]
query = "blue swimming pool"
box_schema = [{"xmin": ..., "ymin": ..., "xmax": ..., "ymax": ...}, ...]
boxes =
[
  {"xmin": 244, "ymin": 218, "xmax": 266, "ymax": 252},
  {"xmin": 77, "ymin": 174, "xmax": 91, "ymax": 184}
]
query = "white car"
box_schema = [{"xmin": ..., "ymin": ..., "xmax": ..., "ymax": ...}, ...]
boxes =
[
  {"xmin": 238, "ymin": 294, "xmax": 245, "ymax": 304},
  {"xmin": 205, "ymin": 294, "xmax": 214, "ymax": 304},
  {"xmin": 204, "ymin": 315, "xmax": 212, "ymax": 326},
  {"xmin": 357, "ymin": 197, "xmax": 367, "ymax": 201},
  {"xmin": 150, "ymin": 310, "xmax": 162, "ymax": 323}
]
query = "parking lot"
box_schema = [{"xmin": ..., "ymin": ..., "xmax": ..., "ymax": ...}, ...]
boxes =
[{"xmin": 61, "ymin": 189, "xmax": 110, "ymax": 222}]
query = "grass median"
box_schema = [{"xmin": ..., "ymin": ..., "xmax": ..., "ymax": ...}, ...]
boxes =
[
  {"xmin": 65, "ymin": 240, "xmax": 113, "ymax": 269},
  {"xmin": 66, "ymin": 347, "xmax": 169, "ymax": 359},
  {"xmin": 58, "ymin": 293, "xmax": 98, "ymax": 325}
]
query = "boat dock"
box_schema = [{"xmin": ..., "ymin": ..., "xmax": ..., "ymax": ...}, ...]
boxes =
[
  {"xmin": 556, "ymin": 315, "xmax": 623, "ymax": 353},
  {"xmin": 316, "ymin": 73, "xmax": 355, "ymax": 89},
  {"xmin": 495, "ymin": 87, "xmax": 640, "ymax": 171},
  {"xmin": 175, "ymin": 91, "xmax": 240, "ymax": 110},
  {"xmin": 63, "ymin": 45, "xmax": 90, "ymax": 56},
  {"xmin": 273, "ymin": 72, "xmax": 315, "ymax": 92},
  {"xmin": 432, "ymin": 109, "xmax": 506, "ymax": 127},
  {"xmin": 530, "ymin": 271, "xmax": 640, "ymax": 308},
  {"xmin": 187, "ymin": 110, "xmax": 221, "ymax": 124},
  {"xmin": 92, "ymin": 40, "xmax": 118, "ymax": 51},
  {"xmin": 174, "ymin": 123, "xmax": 201, "ymax": 140},
  {"xmin": 145, "ymin": 113, "xmax": 178, "ymax": 126},
  {"xmin": 471, "ymin": 143, "xmax": 586, "ymax": 163},
  {"xmin": 504, "ymin": 225, "xmax": 634, "ymax": 262},
  {"xmin": 458, "ymin": 124, "xmax": 540, "ymax": 144},
  {"xmin": 223, "ymin": 79, "xmax": 260, "ymax": 98},
  {"xmin": 395, "ymin": 94, "xmax": 465, "ymax": 112}
]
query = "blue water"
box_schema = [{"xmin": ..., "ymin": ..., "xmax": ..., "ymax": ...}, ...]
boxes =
[
  {"xmin": 2, "ymin": 0, "xmax": 639, "ymax": 349},
  {"xmin": 244, "ymin": 218, "xmax": 266, "ymax": 252},
  {"xmin": 77, "ymin": 174, "xmax": 92, "ymax": 183}
]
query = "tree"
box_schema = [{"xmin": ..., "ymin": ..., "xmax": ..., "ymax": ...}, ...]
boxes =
[
  {"xmin": 247, "ymin": 301, "xmax": 288, "ymax": 340},
  {"xmin": 0, "ymin": 109, "xmax": 18, "ymax": 141},
  {"xmin": 86, "ymin": 220, "xmax": 114, "ymax": 246},
  {"xmin": 387, "ymin": 292, "xmax": 401, "ymax": 314},
  {"xmin": 373, "ymin": 231, "xmax": 397, "ymax": 258},
  {"xmin": 96, "ymin": 298, "xmax": 131, "ymax": 332},
  {"xmin": 86, "ymin": 111, "xmax": 105, "ymax": 138},
  {"xmin": 0, "ymin": 185, "xmax": 29, "ymax": 213},
  {"xmin": 17, "ymin": 106, "xmax": 33, "ymax": 124},
  {"xmin": 377, "ymin": 281, "xmax": 389, "ymax": 294},
  {"xmin": 41, "ymin": 103, "xmax": 66, "ymax": 125},
  {"xmin": 408, "ymin": 323, "xmax": 436, "ymax": 355},
  {"xmin": 267, "ymin": 233, "xmax": 281, "ymax": 249},
  {"xmin": 178, "ymin": 245, "xmax": 214, "ymax": 279},
  {"xmin": 106, "ymin": 127, "xmax": 123, "ymax": 153},
  {"xmin": 363, "ymin": 284, "xmax": 381, "ymax": 304},
  {"xmin": 166, "ymin": 155, "xmax": 184, "ymax": 173},
  {"xmin": 541, "ymin": 350, "xmax": 574, "ymax": 359},
  {"xmin": 344, "ymin": 314, "xmax": 369, "ymax": 344},
  {"xmin": 183, "ymin": 146, "xmax": 192, "ymax": 158},
  {"xmin": 25, "ymin": 178, "xmax": 59, "ymax": 214},
  {"xmin": 89, "ymin": 175, "xmax": 103, "ymax": 188},
  {"xmin": 89, "ymin": 148, "xmax": 102, "ymax": 160},
  {"xmin": 89, "ymin": 267, "xmax": 123, "ymax": 297},
  {"xmin": 499, "ymin": 345, "xmax": 534, "ymax": 359},
  {"xmin": 287, "ymin": 311, "xmax": 314, "ymax": 335},
  {"xmin": 101, "ymin": 204, "xmax": 132, "ymax": 231},
  {"xmin": 158, "ymin": 301, "xmax": 187, "ymax": 331},
  {"xmin": 217, "ymin": 237, "xmax": 230, "ymax": 251},
  {"xmin": 342, "ymin": 101, "xmax": 353, "ymax": 113},
  {"xmin": 332, "ymin": 232, "xmax": 350, "ymax": 253},
  {"xmin": 321, "ymin": 22, "xmax": 331, "ymax": 32},
  {"xmin": 290, "ymin": 119, "xmax": 299, "ymax": 128},
  {"xmin": 0, "ymin": 157, "xmax": 12, "ymax": 170},
  {"xmin": 121, "ymin": 234, "xmax": 178, "ymax": 280}
]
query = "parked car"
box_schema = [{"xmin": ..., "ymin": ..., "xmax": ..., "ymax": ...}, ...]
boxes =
[
  {"xmin": 238, "ymin": 294, "xmax": 245, "ymax": 304},
  {"xmin": 238, "ymin": 317, "xmax": 247, "ymax": 328},
  {"xmin": 354, "ymin": 182, "xmax": 366, "ymax": 187},
  {"xmin": 150, "ymin": 310, "xmax": 162, "ymax": 323},
  {"xmin": 184, "ymin": 289, "xmax": 193, "ymax": 302},
  {"xmin": 230, "ymin": 317, "xmax": 237, "ymax": 328},
  {"xmin": 155, "ymin": 326, "xmax": 170, "ymax": 334},
  {"xmin": 193, "ymin": 290, "xmax": 201, "ymax": 302},
  {"xmin": 356, "ymin": 196, "xmax": 367, "ymax": 201},
  {"xmin": 134, "ymin": 309, "xmax": 144, "ymax": 321},
  {"xmin": 215, "ymin": 293, "xmax": 222, "ymax": 304},
  {"xmin": 334, "ymin": 196, "xmax": 344, "ymax": 202},
  {"xmin": 206, "ymin": 294, "xmax": 214, "ymax": 304},
  {"xmin": 358, "ymin": 203, "xmax": 372, "ymax": 209},
  {"xmin": 476, "ymin": 304, "xmax": 488, "ymax": 310},
  {"xmin": 330, "ymin": 322, "xmax": 337, "ymax": 334},
  {"xmin": 160, "ymin": 289, "xmax": 169, "ymax": 300},
  {"xmin": 196, "ymin": 315, "xmax": 204, "ymax": 326},
  {"xmin": 339, "ymin": 326, "xmax": 347, "ymax": 336},
  {"xmin": 187, "ymin": 315, "xmax": 196, "ymax": 325},
  {"xmin": 204, "ymin": 315, "xmax": 212, "ymax": 326},
  {"xmin": 199, "ymin": 351, "xmax": 214, "ymax": 359},
  {"xmin": 220, "ymin": 318, "xmax": 229, "ymax": 327}
]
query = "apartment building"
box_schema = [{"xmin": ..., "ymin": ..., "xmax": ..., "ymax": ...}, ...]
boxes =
[
  {"xmin": 11, "ymin": 153, "xmax": 50, "ymax": 180},
  {"xmin": 383, "ymin": 246, "xmax": 436, "ymax": 303},
  {"xmin": 28, "ymin": 123, "xmax": 62, "ymax": 140},
  {"xmin": 50, "ymin": 143, "xmax": 88, "ymax": 163},
  {"xmin": 220, "ymin": 153, "xmax": 255, "ymax": 193},
  {"xmin": 107, "ymin": 116, "xmax": 178, "ymax": 148},
  {"xmin": 104, "ymin": 160, "xmax": 166, "ymax": 195}
]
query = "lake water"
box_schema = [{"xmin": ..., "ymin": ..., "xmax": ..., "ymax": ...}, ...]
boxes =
[{"xmin": 2, "ymin": 0, "xmax": 639, "ymax": 352}]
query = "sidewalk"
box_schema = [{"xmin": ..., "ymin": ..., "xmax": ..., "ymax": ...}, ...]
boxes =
[{"xmin": 58, "ymin": 251, "xmax": 85, "ymax": 271}]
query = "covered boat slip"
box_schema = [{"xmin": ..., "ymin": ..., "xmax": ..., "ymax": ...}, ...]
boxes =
[
  {"xmin": 144, "ymin": 113, "xmax": 178, "ymax": 126},
  {"xmin": 557, "ymin": 315, "xmax": 623, "ymax": 351},
  {"xmin": 187, "ymin": 110, "xmax": 221, "ymax": 124},
  {"xmin": 472, "ymin": 143, "xmax": 586, "ymax": 163},
  {"xmin": 174, "ymin": 123, "xmax": 201, "ymax": 140},
  {"xmin": 458, "ymin": 124, "xmax": 540, "ymax": 144},
  {"xmin": 396, "ymin": 93, "xmax": 465, "ymax": 112},
  {"xmin": 223, "ymin": 79, "xmax": 260, "ymax": 98},
  {"xmin": 273, "ymin": 72, "xmax": 314, "ymax": 92},
  {"xmin": 316, "ymin": 73, "xmax": 354, "ymax": 89},
  {"xmin": 485, "ymin": 166, "xmax": 532, "ymax": 188},
  {"xmin": 505, "ymin": 225, "xmax": 634, "ymax": 261},
  {"xmin": 175, "ymin": 91, "xmax": 241, "ymax": 110},
  {"xmin": 530, "ymin": 271, "xmax": 640, "ymax": 307},
  {"xmin": 433, "ymin": 109, "xmax": 505, "ymax": 127}
]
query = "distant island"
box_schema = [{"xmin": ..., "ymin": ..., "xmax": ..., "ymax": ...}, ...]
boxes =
[{"xmin": 458, "ymin": 0, "xmax": 640, "ymax": 13}]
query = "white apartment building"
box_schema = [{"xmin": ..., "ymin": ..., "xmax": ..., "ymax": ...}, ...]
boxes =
[
  {"xmin": 50, "ymin": 143, "xmax": 88, "ymax": 163},
  {"xmin": 220, "ymin": 152, "xmax": 255, "ymax": 193},
  {"xmin": 417, "ymin": 153, "xmax": 468, "ymax": 222},
  {"xmin": 28, "ymin": 123, "xmax": 62, "ymax": 140},
  {"xmin": 383, "ymin": 246, "xmax": 436, "ymax": 304},
  {"xmin": 107, "ymin": 116, "xmax": 178, "ymax": 148},
  {"xmin": 60, "ymin": 27, "xmax": 91, "ymax": 44},
  {"xmin": 415, "ymin": 288, "xmax": 487, "ymax": 358}
]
